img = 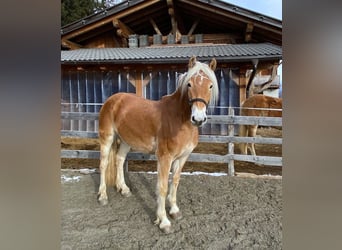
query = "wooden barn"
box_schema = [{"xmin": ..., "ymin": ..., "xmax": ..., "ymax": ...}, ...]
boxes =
[{"xmin": 61, "ymin": 0, "xmax": 282, "ymax": 134}]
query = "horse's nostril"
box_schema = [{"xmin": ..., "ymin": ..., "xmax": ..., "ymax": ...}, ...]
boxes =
[
  {"xmin": 203, "ymin": 117, "xmax": 207, "ymax": 122},
  {"xmin": 192, "ymin": 116, "xmax": 196, "ymax": 122}
]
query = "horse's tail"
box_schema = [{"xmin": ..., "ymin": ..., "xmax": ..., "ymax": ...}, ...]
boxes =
[
  {"xmin": 239, "ymin": 124, "xmax": 248, "ymax": 154},
  {"xmin": 105, "ymin": 137, "xmax": 118, "ymax": 187}
]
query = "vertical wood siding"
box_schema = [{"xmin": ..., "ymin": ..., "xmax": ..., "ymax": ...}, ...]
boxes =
[{"xmin": 61, "ymin": 68, "xmax": 239, "ymax": 135}]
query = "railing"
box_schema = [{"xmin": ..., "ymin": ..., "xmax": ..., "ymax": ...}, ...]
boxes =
[{"xmin": 61, "ymin": 108, "xmax": 282, "ymax": 176}]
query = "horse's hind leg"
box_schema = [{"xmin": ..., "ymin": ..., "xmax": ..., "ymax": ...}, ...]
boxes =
[
  {"xmin": 98, "ymin": 133, "xmax": 114, "ymax": 206},
  {"xmin": 239, "ymin": 124, "xmax": 248, "ymax": 154},
  {"xmin": 115, "ymin": 141, "xmax": 131, "ymax": 197},
  {"xmin": 248, "ymin": 125, "xmax": 258, "ymax": 156}
]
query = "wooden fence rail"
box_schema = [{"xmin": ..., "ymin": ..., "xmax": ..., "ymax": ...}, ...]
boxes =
[{"xmin": 61, "ymin": 110, "xmax": 282, "ymax": 176}]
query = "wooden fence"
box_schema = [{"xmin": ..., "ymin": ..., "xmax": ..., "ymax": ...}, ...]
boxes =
[{"xmin": 61, "ymin": 109, "xmax": 282, "ymax": 176}]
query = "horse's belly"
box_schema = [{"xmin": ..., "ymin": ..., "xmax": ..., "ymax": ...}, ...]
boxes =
[{"xmin": 121, "ymin": 135, "xmax": 157, "ymax": 154}]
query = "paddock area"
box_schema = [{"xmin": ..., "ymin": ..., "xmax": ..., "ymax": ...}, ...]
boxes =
[
  {"xmin": 61, "ymin": 126, "xmax": 282, "ymax": 248},
  {"xmin": 61, "ymin": 170, "xmax": 281, "ymax": 249}
]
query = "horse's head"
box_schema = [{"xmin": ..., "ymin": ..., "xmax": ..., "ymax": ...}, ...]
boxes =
[{"xmin": 184, "ymin": 56, "xmax": 218, "ymax": 127}]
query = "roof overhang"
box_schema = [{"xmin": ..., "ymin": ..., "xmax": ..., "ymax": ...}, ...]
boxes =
[
  {"xmin": 61, "ymin": 43, "xmax": 281, "ymax": 65},
  {"xmin": 61, "ymin": 0, "xmax": 282, "ymax": 47}
]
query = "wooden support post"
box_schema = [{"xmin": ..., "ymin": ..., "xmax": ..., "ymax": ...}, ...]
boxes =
[
  {"xmin": 126, "ymin": 70, "xmax": 153, "ymax": 98},
  {"xmin": 167, "ymin": 0, "xmax": 178, "ymax": 36},
  {"xmin": 239, "ymin": 69, "xmax": 248, "ymax": 105},
  {"xmin": 126, "ymin": 71, "xmax": 141, "ymax": 97},
  {"xmin": 245, "ymin": 22, "xmax": 254, "ymax": 42},
  {"xmin": 133, "ymin": 70, "xmax": 143, "ymax": 97},
  {"xmin": 228, "ymin": 107, "xmax": 235, "ymax": 176}
]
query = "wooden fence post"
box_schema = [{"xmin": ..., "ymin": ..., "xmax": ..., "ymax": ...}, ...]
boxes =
[{"xmin": 228, "ymin": 107, "xmax": 235, "ymax": 176}]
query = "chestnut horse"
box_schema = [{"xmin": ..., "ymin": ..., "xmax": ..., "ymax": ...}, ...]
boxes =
[
  {"xmin": 239, "ymin": 94, "xmax": 282, "ymax": 156},
  {"xmin": 97, "ymin": 56, "xmax": 218, "ymax": 233}
]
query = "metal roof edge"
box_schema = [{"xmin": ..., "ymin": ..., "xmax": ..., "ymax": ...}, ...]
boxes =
[{"xmin": 61, "ymin": 55, "xmax": 282, "ymax": 65}]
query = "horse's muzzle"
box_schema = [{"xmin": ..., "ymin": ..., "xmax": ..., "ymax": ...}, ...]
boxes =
[
  {"xmin": 191, "ymin": 115, "xmax": 207, "ymax": 127},
  {"xmin": 190, "ymin": 99, "xmax": 208, "ymax": 127}
]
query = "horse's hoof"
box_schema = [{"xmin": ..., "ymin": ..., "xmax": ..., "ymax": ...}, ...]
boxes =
[
  {"xmin": 121, "ymin": 189, "xmax": 132, "ymax": 197},
  {"xmin": 155, "ymin": 218, "xmax": 172, "ymax": 233},
  {"xmin": 160, "ymin": 225, "xmax": 172, "ymax": 234},
  {"xmin": 170, "ymin": 211, "xmax": 182, "ymax": 220},
  {"xmin": 98, "ymin": 198, "xmax": 108, "ymax": 206}
]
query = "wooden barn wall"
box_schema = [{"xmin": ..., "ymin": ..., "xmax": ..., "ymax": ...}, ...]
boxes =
[{"xmin": 61, "ymin": 68, "xmax": 240, "ymax": 135}]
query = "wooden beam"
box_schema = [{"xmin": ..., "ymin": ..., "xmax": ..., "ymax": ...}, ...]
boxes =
[
  {"xmin": 113, "ymin": 19, "xmax": 134, "ymax": 33},
  {"xmin": 187, "ymin": 19, "xmax": 199, "ymax": 36},
  {"xmin": 175, "ymin": 30, "xmax": 182, "ymax": 43},
  {"xmin": 246, "ymin": 22, "xmax": 254, "ymax": 33},
  {"xmin": 121, "ymin": 37, "xmax": 128, "ymax": 47},
  {"xmin": 61, "ymin": 39, "xmax": 83, "ymax": 50},
  {"xmin": 117, "ymin": 29, "xmax": 127, "ymax": 38},
  {"xmin": 167, "ymin": 0, "xmax": 173, "ymax": 7},
  {"xmin": 245, "ymin": 22, "xmax": 254, "ymax": 42},
  {"xmin": 149, "ymin": 18, "xmax": 162, "ymax": 35},
  {"xmin": 113, "ymin": 19, "xmax": 134, "ymax": 38},
  {"xmin": 177, "ymin": 0, "xmax": 282, "ymax": 35},
  {"xmin": 171, "ymin": 0, "xmax": 186, "ymax": 34},
  {"xmin": 167, "ymin": 0, "xmax": 178, "ymax": 35}
]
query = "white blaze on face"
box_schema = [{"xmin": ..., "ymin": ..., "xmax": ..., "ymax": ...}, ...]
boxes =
[
  {"xmin": 191, "ymin": 104, "xmax": 207, "ymax": 126},
  {"xmin": 188, "ymin": 71, "xmax": 213, "ymax": 126}
]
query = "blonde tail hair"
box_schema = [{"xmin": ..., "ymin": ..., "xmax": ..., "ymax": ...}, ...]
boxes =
[{"xmin": 105, "ymin": 138, "xmax": 118, "ymax": 187}]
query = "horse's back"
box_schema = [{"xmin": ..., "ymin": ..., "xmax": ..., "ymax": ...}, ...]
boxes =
[
  {"xmin": 101, "ymin": 92, "xmax": 160, "ymax": 119},
  {"xmin": 241, "ymin": 94, "xmax": 282, "ymax": 116}
]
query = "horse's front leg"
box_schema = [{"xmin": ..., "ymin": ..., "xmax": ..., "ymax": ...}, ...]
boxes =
[
  {"xmin": 168, "ymin": 156, "xmax": 188, "ymax": 220},
  {"xmin": 154, "ymin": 156, "xmax": 172, "ymax": 233}
]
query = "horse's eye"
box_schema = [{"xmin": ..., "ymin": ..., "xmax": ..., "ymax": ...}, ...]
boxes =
[
  {"xmin": 209, "ymin": 85, "xmax": 213, "ymax": 89},
  {"xmin": 187, "ymin": 83, "xmax": 191, "ymax": 87}
]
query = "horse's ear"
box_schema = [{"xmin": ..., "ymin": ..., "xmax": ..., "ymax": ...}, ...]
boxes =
[
  {"xmin": 188, "ymin": 56, "xmax": 197, "ymax": 69},
  {"xmin": 209, "ymin": 58, "xmax": 217, "ymax": 71}
]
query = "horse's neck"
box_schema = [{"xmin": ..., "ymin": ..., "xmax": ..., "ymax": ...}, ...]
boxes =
[{"xmin": 161, "ymin": 88, "xmax": 192, "ymax": 123}]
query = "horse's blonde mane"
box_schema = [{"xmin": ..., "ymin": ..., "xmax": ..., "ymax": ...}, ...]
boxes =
[{"xmin": 177, "ymin": 61, "xmax": 219, "ymax": 106}]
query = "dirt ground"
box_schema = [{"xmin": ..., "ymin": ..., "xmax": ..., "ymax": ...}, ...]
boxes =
[
  {"xmin": 61, "ymin": 127, "xmax": 282, "ymax": 249},
  {"xmin": 61, "ymin": 127, "xmax": 282, "ymax": 176},
  {"xmin": 61, "ymin": 170, "xmax": 282, "ymax": 249}
]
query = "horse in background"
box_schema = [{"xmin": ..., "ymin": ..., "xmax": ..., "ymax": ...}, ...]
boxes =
[
  {"xmin": 97, "ymin": 56, "xmax": 218, "ymax": 233},
  {"xmin": 239, "ymin": 94, "xmax": 282, "ymax": 156}
]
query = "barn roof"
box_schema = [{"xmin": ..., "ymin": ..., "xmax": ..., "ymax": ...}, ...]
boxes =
[
  {"xmin": 62, "ymin": 0, "xmax": 281, "ymax": 33},
  {"xmin": 61, "ymin": 0, "xmax": 282, "ymax": 49},
  {"xmin": 61, "ymin": 43, "xmax": 281, "ymax": 64}
]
